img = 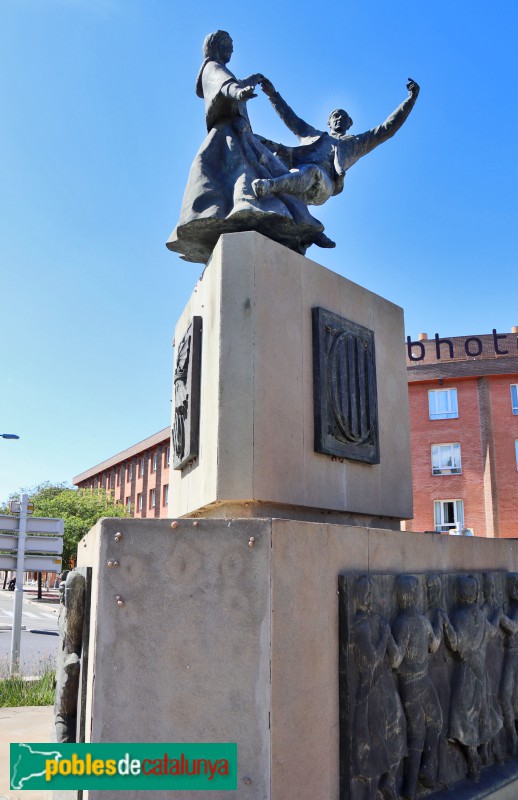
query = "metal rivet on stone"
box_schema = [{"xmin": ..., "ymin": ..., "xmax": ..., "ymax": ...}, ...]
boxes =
[
  {"xmin": 244, "ymin": 778, "xmax": 252, "ymax": 785},
  {"xmin": 107, "ymin": 561, "xmax": 114, "ymax": 568},
  {"xmin": 113, "ymin": 561, "xmax": 119, "ymax": 567},
  {"xmin": 115, "ymin": 595, "xmax": 124, "ymax": 607},
  {"xmin": 171, "ymin": 521, "xmax": 179, "ymax": 529},
  {"xmin": 114, "ymin": 532, "xmax": 122, "ymax": 541},
  {"xmin": 248, "ymin": 537, "xmax": 255, "ymax": 548},
  {"xmin": 193, "ymin": 521, "xmax": 199, "ymax": 527}
]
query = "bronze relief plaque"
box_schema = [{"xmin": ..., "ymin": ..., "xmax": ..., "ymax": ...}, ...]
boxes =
[
  {"xmin": 172, "ymin": 316, "xmax": 202, "ymax": 470},
  {"xmin": 312, "ymin": 307, "xmax": 379, "ymax": 464}
]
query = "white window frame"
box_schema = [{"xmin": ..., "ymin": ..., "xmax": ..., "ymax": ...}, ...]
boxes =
[
  {"xmin": 428, "ymin": 388, "xmax": 458, "ymax": 420},
  {"xmin": 149, "ymin": 488, "xmax": 156, "ymax": 509},
  {"xmin": 127, "ymin": 463, "xmax": 133, "ymax": 481},
  {"xmin": 125, "ymin": 496, "xmax": 132, "ymax": 511},
  {"xmin": 162, "ymin": 484, "xmax": 169, "ymax": 506},
  {"xmin": 137, "ymin": 493, "xmax": 143, "ymax": 512},
  {"xmin": 434, "ymin": 499, "xmax": 464, "ymax": 532},
  {"xmin": 511, "ymin": 385, "xmax": 518, "ymax": 415},
  {"xmin": 165, "ymin": 446, "xmax": 170, "ymax": 468},
  {"xmin": 151, "ymin": 453, "xmax": 158, "ymax": 473},
  {"xmin": 431, "ymin": 443, "xmax": 462, "ymax": 475}
]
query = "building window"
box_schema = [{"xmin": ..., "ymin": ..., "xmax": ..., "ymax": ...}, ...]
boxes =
[
  {"xmin": 428, "ymin": 388, "xmax": 458, "ymax": 420},
  {"xmin": 165, "ymin": 446, "xmax": 170, "ymax": 469},
  {"xmin": 138, "ymin": 457, "xmax": 145, "ymax": 478},
  {"xmin": 116, "ymin": 469, "xmax": 120, "ymax": 488},
  {"xmin": 434, "ymin": 499, "xmax": 464, "ymax": 533},
  {"xmin": 151, "ymin": 452, "xmax": 158, "ymax": 473},
  {"xmin": 162, "ymin": 484, "xmax": 169, "ymax": 506},
  {"xmin": 511, "ymin": 385, "xmax": 518, "ymax": 415},
  {"xmin": 125, "ymin": 496, "xmax": 132, "ymax": 511},
  {"xmin": 149, "ymin": 488, "xmax": 156, "ymax": 509},
  {"xmin": 432, "ymin": 443, "xmax": 462, "ymax": 475},
  {"xmin": 106, "ymin": 474, "xmax": 111, "ymax": 490},
  {"xmin": 127, "ymin": 463, "xmax": 133, "ymax": 481},
  {"xmin": 136, "ymin": 493, "xmax": 143, "ymax": 512}
]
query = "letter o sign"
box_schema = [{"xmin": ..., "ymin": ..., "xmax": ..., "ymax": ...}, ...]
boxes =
[{"xmin": 464, "ymin": 337, "xmax": 483, "ymax": 357}]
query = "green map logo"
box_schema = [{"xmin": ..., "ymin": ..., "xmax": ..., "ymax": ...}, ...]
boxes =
[{"xmin": 11, "ymin": 742, "xmax": 237, "ymax": 790}]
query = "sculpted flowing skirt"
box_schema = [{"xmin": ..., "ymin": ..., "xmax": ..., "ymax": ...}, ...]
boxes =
[{"xmin": 167, "ymin": 119, "xmax": 324, "ymax": 264}]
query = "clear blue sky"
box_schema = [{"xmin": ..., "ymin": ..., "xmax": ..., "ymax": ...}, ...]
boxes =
[{"xmin": 1, "ymin": 0, "xmax": 517, "ymax": 501}]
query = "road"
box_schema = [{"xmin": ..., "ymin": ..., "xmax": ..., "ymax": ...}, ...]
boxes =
[{"xmin": 0, "ymin": 590, "xmax": 59, "ymax": 676}]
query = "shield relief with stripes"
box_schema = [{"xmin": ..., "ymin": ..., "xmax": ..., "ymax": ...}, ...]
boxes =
[{"xmin": 312, "ymin": 307, "xmax": 380, "ymax": 464}]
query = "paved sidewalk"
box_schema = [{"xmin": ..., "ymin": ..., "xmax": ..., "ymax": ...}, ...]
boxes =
[{"xmin": 0, "ymin": 706, "xmax": 53, "ymax": 800}]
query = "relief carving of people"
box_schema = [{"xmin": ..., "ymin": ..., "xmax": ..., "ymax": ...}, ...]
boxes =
[
  {"xmin": 341, "ymin": 571, "xmax": 518, "ymax": 799},
  {"xmin": 499, "ymin": 573, "xmax": 518, "ymax": 756},
  {"xmin": 443, "ymin": 574, "xmax": 503, "ymax": 780},
  {"xmin": 391, "ymin": 575, "xmax": 443, "ymax": 800},
  {"xmin": 350, "ymin": 576, "xmax": 406, "ymax": 800},
  {"xmin": 480, "ymin": 572, "xmax": 506, "ymax": 765}
]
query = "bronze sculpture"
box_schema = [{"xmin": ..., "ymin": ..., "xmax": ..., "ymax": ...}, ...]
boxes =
[
  {"xmin": 254, "ymin": 77, "xmax": 420, "ymax": 241},
  {"xmin": 167, "ymin": 32, "xmax": 419, "ymax": 265},
  {"xmin": 167, "ymin": 31, "xmax": 326, "ymax": 264}
]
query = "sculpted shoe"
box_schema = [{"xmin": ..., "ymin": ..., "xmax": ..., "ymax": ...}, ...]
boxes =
[
  {"xmin": 313, "ymin": 232, "xmax": 336, "ymax": 248},
  {"xmin": 252, "ymin": 178, "xmax": 273, "ymax": 198}
]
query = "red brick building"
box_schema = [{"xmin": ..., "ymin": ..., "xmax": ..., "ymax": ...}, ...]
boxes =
[
  {"xmin": 73, "ymin": 428, "xmax": 171, "ymax": 519},
  {"xmin": 403, "ymin": 329, "xmax": 518, "ymax": 537}
]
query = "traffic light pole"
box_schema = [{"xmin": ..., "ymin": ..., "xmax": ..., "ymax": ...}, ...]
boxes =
[{"xmin": 10, "ymin": 493, "xmax": 28, "ymax": 675}]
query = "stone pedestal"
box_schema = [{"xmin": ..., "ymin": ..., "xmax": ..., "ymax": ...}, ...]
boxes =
[
  {"xmin": 170, "ymin": 232, "xmax": 412, "ymax": 526},
  {"xmin": 76, "ymin": 518, "xmax": 518, "ymax": 800},
  {"xmin": 67, "ymin": 236, "xmax": 518, "ymax": 800}
]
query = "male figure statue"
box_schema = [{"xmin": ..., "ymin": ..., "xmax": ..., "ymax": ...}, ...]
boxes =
[
  {"xmin": 391, "ymin": 574, "xmax": 443, "ymax": 800},
  {"xmin": 252, "ymin": 78, "xmax": 419, "ymax": 245}
]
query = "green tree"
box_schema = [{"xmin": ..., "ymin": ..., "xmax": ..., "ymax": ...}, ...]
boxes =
[{"xmin": 1, "ymin": 483, "xmax": 131, "ymax": 566}]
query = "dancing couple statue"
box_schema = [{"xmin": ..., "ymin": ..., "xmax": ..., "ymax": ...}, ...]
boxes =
[{"xmin": 167, "ymin": 30, "xmax": 419, "ymax": 264}]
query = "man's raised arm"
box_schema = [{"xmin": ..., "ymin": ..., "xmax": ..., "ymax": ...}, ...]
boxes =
[
  {"xmin": 260, "ymin": 79, "xmax": 321, "ymax": 141},
  {"xmin": 354, "ymin": 78, "xmax": 420, "ymax": 156}
]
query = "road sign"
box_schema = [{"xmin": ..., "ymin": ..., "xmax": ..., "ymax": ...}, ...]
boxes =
[
  {"xmin": 9, "ymin": 501, "xmax": 34, "ymax": 514},
  {"xmin": 0, "ymin": 554, "xmax": 62, "ymax": 572},
  {"xmin": 0, "ymin": 533, "xmax": 63, "ymax": 555},
  {"xmin": 0, "ymin": 515, "xmax": 64, "ymax": 535}
]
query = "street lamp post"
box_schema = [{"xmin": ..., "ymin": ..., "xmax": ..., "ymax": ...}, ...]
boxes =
[{"xmin": 10, "ymin": 493, "xmax": 28, "ymax": 674}]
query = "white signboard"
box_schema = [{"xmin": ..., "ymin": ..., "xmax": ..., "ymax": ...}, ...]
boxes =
[
  {"xmin": 0, "ymin": 554, "xmax": 62, "ymax": 572},
  {"xmin": 0, "ymin": 533, "xmax": 63, "ymax": 555},
  {"xmin": 0, "ymin": 516, "xmax": 64, "ymax": 535}
]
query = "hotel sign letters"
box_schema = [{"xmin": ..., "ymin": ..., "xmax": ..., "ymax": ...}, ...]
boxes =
[{"xmin": 407, "ymin": 329, "xmax": 516, "ymax": 362}]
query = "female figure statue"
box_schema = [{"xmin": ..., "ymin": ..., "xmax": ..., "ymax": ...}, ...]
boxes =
[{"xmin": 167, "ymin": 31, "xmax": 326, "ymax": 264}]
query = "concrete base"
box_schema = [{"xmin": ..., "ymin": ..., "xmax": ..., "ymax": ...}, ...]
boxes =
[
  {"xmin": 171, "ymin": 231, "xmax": 412, "ymax": 524},
  {"xmin": 77, "ymin": 518, "xmax": 518, "ymax": 800}
]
